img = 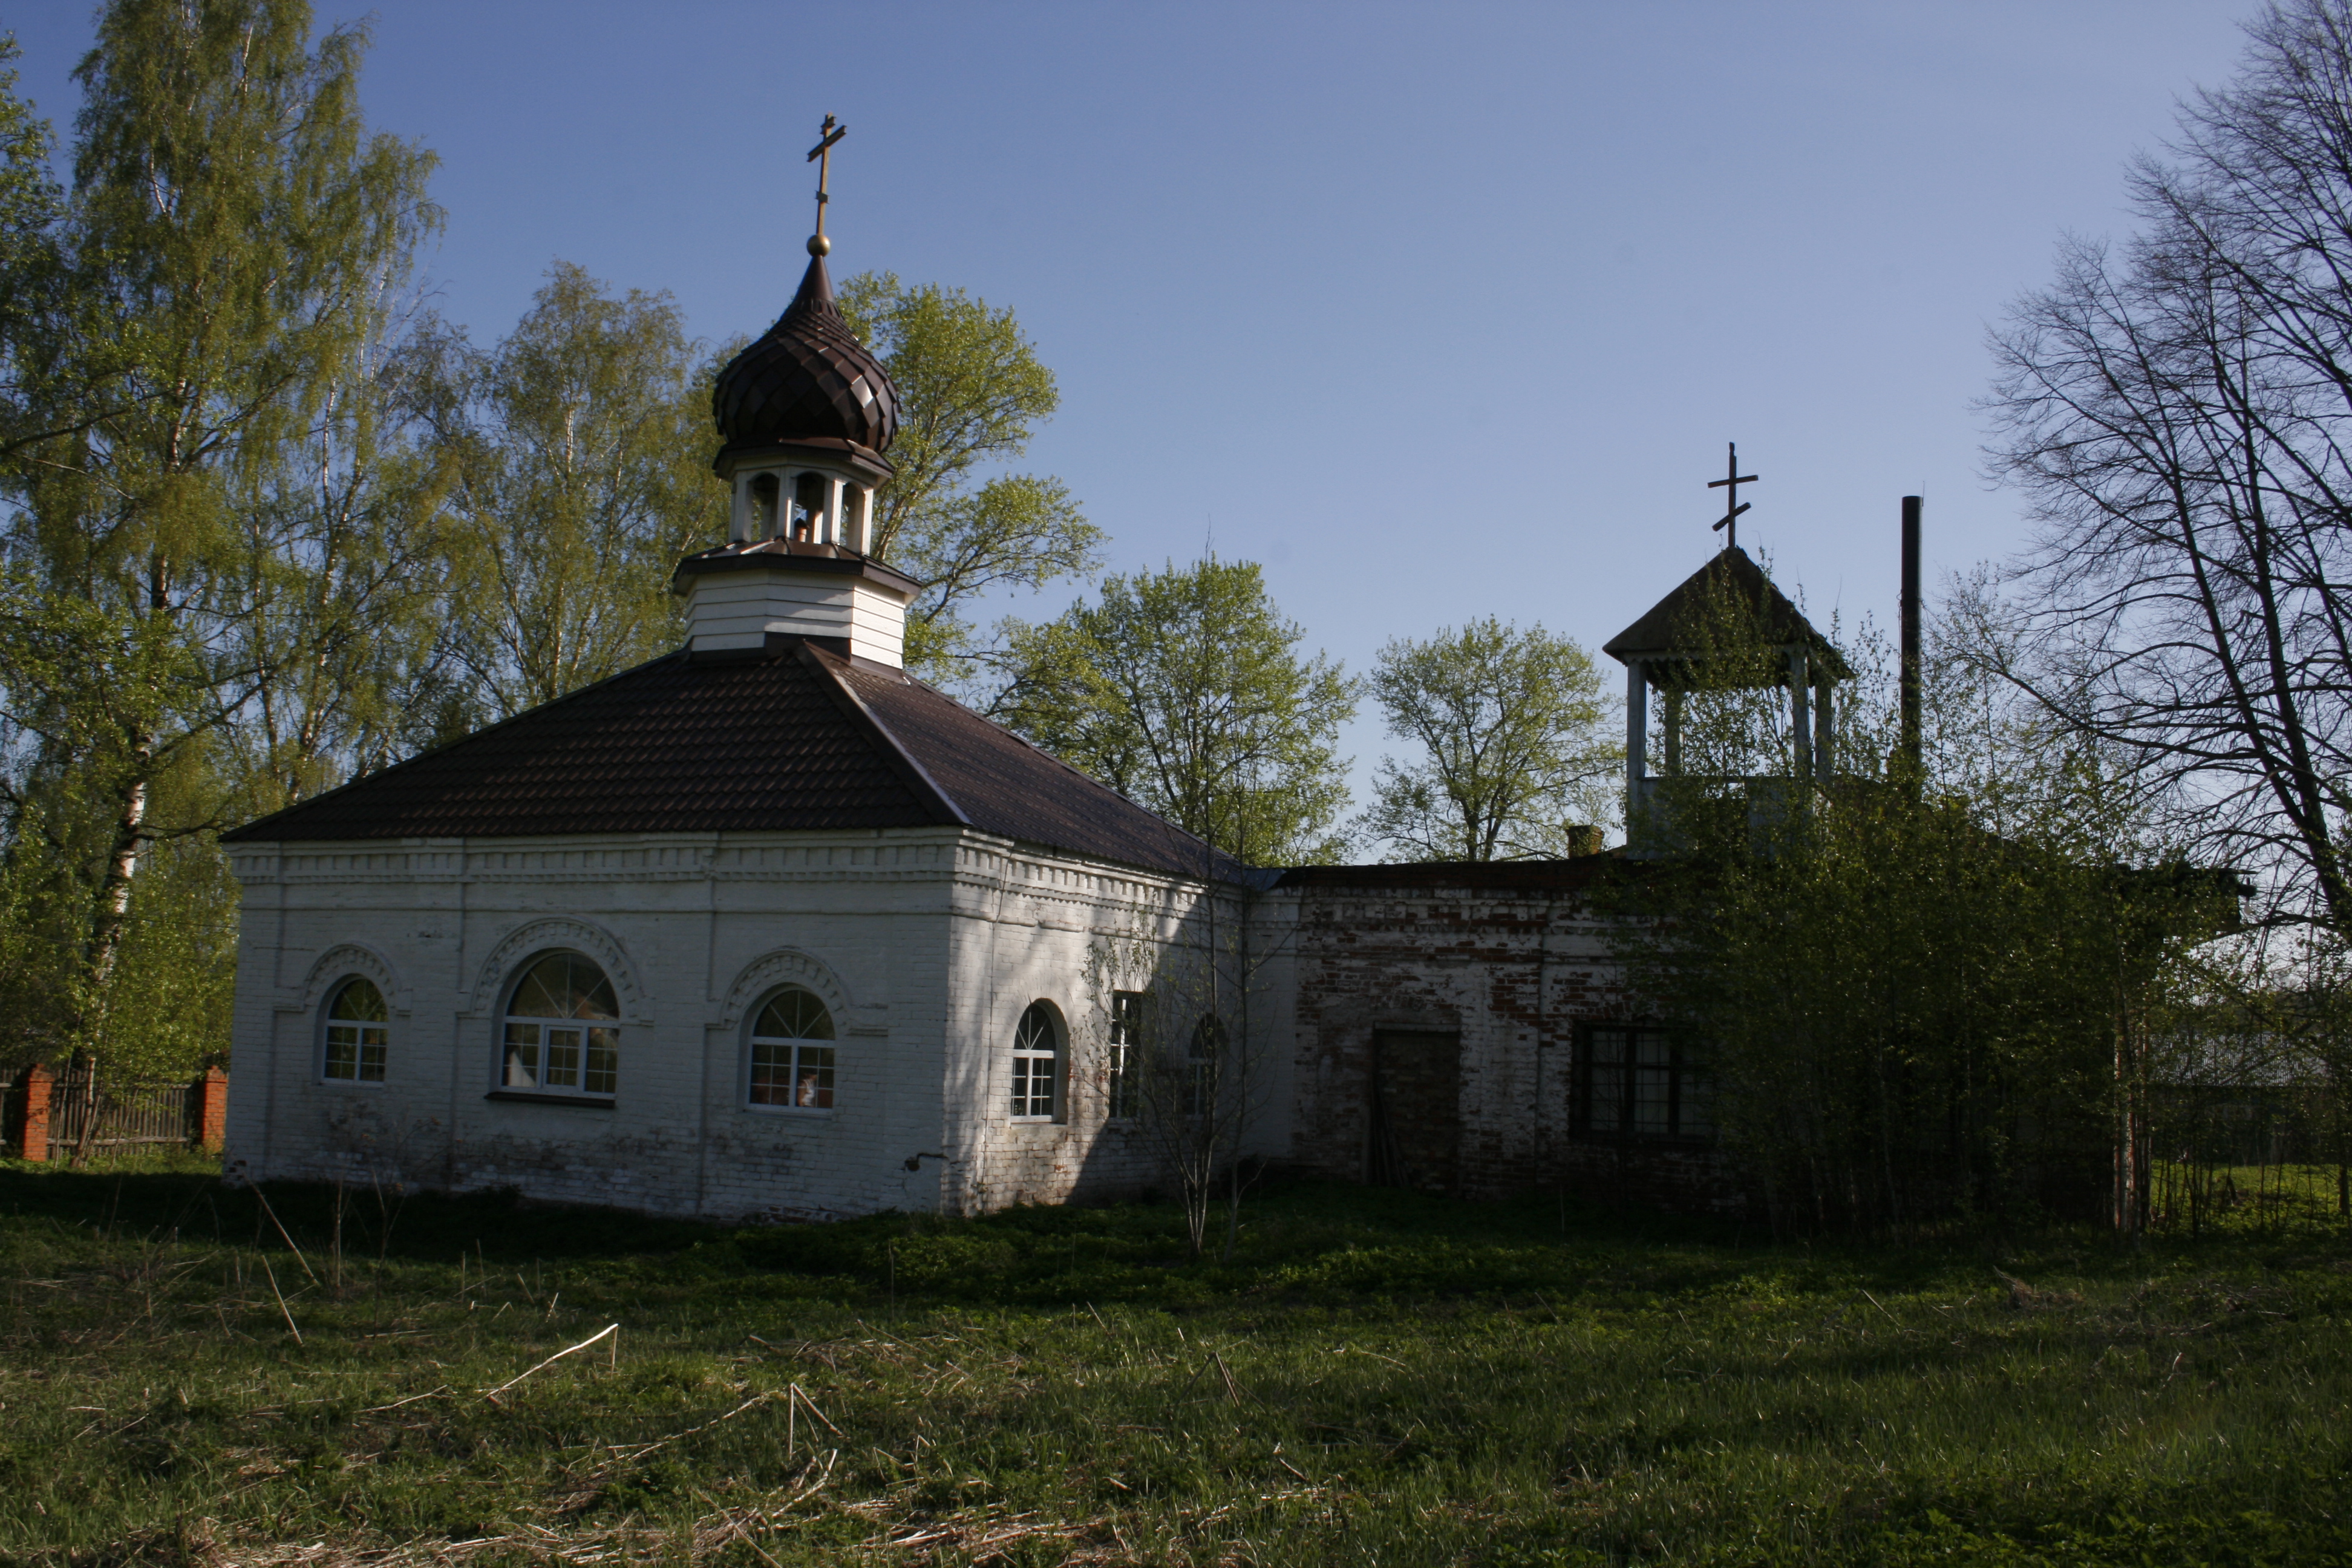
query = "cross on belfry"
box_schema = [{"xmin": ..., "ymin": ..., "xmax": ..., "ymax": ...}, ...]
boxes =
[
  {"xmin": 1708, "ymin": 441, "xmax": 1758, "ymax": 552},
  {"xmin": 805, "ymin": 113, "xmax": 848, "ymax": 255}
]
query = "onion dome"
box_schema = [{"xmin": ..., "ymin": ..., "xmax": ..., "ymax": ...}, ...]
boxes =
[{"xmin": 710, "ymin": 253, "xmax": 899, "ymax": 465}]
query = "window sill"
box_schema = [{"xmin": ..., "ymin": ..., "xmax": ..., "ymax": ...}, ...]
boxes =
[
  {"xmin": 318, "ymin": 1079, "xmax": 388, "ymax": 1089},
  {"xmin": 485, "ymin": 1090, "xmax": 616, "ymax": 1109},
  {"xmin": 743, "ymin": 1103, "xmax": 834, "ymax": 1117},
  {"xmin": 1008, "ymin": 1116, "xmax": 1065, "ymax": 1126}
]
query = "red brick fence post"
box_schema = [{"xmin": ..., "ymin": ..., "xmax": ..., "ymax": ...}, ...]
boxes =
[
  {"xmin": 6, "ymin": 1064, "xmax": 54, "ymax": 1163},
  {"xmin": 194, "ymin": 1066, "xmax": 229, "ymax": 1151}
]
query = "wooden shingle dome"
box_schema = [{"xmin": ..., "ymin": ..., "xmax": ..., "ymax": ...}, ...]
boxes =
[{"xmin": 710, "ymin": 255, "xmax": 899, "ymax": 466}]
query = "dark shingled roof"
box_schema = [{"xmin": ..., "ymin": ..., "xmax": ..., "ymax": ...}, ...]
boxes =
[
  {"xmin": 222, "ymin": 641, "xmax": 1234, "ymax": 882},
  {"xmin": 1603, "ymin": 546, "xmax": 1851, "ymax": 684}
]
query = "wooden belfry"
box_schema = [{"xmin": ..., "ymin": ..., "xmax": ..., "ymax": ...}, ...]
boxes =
[{"xmin": 1602, "ymin": 447, "xmax": 1849, "ymax": 843}]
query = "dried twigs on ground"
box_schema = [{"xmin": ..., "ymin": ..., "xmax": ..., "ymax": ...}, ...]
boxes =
[
  {"xmin": 482, "ymin": 1321, "xmax": 619, "ymax": 1403},
  {"xmin": 260, "ymin": 1258, "xmax": 301, "ymax": 1346},
  {"xmin": 248, "ymin": 1189, "xmax": 318, "ymax": 1284}
]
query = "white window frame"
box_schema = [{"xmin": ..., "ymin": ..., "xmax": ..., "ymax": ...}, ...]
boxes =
[
  {"xmin": 319, "ymin": 977, "xmax": 390, "ymax": 1087},
  {"xmin": 497, "ymin": 951, "xmax": 621, "ymax": 1102},
  {"xmin": 1009, "ymin": 1001, "xmax": 1064, "ymax": 1123},
  {"xmin": 743, "ymin": 985, "xmax": 840, "ymax": 1115},
  {"xmin": 1106, "ymin": 990, "xmax": 1145, "ymax": 1122}
]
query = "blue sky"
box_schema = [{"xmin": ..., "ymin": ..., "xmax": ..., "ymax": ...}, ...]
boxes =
[{"xmin": 4, "ymin": 1, "xmax": 2255, "ymax": 818}]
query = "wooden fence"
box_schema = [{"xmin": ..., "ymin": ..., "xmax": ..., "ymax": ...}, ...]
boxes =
[{"xmin": 2, "ymin": 1063, "xmax": 228, "ymax": 1160}]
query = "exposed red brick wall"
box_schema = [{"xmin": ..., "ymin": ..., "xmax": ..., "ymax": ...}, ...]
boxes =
[
  {"xmin": 195, "ymin": 1066, "xmax": 229, "ymax": 1150},
  {"xmin": 1285, "ymin": 883, "xmax": 1748, "ymax": 1217}
]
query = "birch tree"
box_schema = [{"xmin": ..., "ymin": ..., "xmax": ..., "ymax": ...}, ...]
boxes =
[
  {"xmin": 412, "ymin": 263, "xmax": 724, "ymax": 722},
  {"xmin": 0, "ymin": 0, "xmax": 436, "ymax": 1079}
]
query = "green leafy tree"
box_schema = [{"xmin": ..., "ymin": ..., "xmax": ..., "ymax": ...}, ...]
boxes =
[
  {"xmin": 1606, "ymin": 576, "xmax": 2220, "ymax": 1235},
  {"xmin": 999, "ymin": 556, "xmax": 1357, "ymax": 866},
  {"xmin": 1361, "ymin": 616, "xmax": 1619, "ymax": 861},
  {"xmin": 0, "ymin": 0, "xmax": 437, "ymax": 1090},
  {"xmin": 414, "ymin": 262, "xmax": 725, "ymax": 722},
  {"xmin": 0, "ymin": 34, "xmax": 64, "ymax": 460},
  {"xmin": 836, "ymin": 273, "xmax": 1100, "ymax": 681}
]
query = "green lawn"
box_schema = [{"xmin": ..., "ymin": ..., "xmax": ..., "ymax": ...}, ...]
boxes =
[{"xmin": 2, "ymin": 1163, "xmax": 2348, "ymax": 1567}]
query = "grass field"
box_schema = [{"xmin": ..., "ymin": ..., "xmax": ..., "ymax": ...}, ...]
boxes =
[{"xmin": 2, "ymin": 1160, "xmax": 2350, "ymax": 1567}]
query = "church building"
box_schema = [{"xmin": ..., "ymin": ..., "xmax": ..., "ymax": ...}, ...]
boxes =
[{"xmin": 219, "ymin": 164, "xmax": 1829, "ymax": 1223}]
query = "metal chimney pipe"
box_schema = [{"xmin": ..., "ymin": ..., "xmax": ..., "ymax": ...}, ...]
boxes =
[{"xmin": 1900, "ymin": 495, "xmax": 1922, "ymax": 782}]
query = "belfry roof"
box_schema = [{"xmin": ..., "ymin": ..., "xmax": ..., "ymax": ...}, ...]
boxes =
[
  {"xmin": 223, "ymin": 640, "xmax": 1236, "ymax": 882},
  {"xmin": 1602, "ymin": 546, "xmax": 1851, "ymax": 684}
]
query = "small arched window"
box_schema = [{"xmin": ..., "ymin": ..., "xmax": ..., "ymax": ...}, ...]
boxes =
[
  {"xmin": 501, "ymin": 952, "xmax": 621, "ymax": 1099},
  {"xmin": 323, "ymin": 978, "xmax": 388, "ymax": 1083},
  {"xmin": 1010, "ymin": 1001, "xmax": 1063, "ymax": 1122},
  {"xmin": 748, "ymin": 987, "xmax": 837, "ymax": 1110}
]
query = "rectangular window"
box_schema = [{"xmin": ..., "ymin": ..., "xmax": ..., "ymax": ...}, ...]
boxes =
[
  {"xmin": 1107, "ymin": 990, "xmax": 1144, "ymax": 1120},
  {"xmin": 750, "ymin": 1040, "xmax": 835, "ymax": 1110},
  {"xmin": 544, "ymin": 1027, "xmax": 582, "ymax": 1089},
  {"xmin": 1575, "ymin": 1025, "xmax": 1711, "ymax": 1140},
  {"xmin": 503, "ymin": 1022, "xmax": 541, "ymax": 1088},
  {"xmin": 1010, "ymin": 1051, "xmax": 1056, "ymax": 1119},
  {"xmin": 324, "ymin": 1022, "xmax": 387, "ymax": 1083},
  {"xmin": 749, "ymin": 1038, "xmax": 791, "ymax": 1106},
  {"xmin": 792, "ymin": 1045, "xmax": 835, "ymax": 1109},
  {"xmin": 584, "ymin": 1027, "xmax": 619, "ymax": 1097}
]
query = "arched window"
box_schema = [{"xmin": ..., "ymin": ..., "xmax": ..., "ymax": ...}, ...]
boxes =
[
  {"xmin": 1010, "ymin": 1001, "xmax": 1063, "ymax": 1121},
  {"xmin": 501, "ymin": 952, "xmax": 620, "ymax": 1099},
  {"xmin": 322, "ymin": 978, "xmax": 388, "ymax": 1083},
  {"xmin": 748, "ymin": 986, "xmax": 837, "ymax": 1110}
]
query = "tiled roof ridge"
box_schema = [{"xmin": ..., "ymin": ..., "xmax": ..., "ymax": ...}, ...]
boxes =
[
  {"xmin": 825, "ymin": 652, "xmax": 1250, "ymax": 882},
  {"xmin": 794, "ymin": 642, "xmax": 970, "ymax": 828},
  {"xmin": 831, "ymin": 651, "xmax": 1229, "ymax": 862},
  {"xmin": 221, "ymin": 649, "xmax": 693, "ymax": 844}
]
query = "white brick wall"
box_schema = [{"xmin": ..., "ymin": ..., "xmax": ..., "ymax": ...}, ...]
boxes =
[{"xmin": 221, "ymin": 828, "xmax": 1282, "ymax": 1221}]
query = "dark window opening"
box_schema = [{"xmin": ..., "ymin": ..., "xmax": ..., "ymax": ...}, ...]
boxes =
[
  {"xmin": 793, "ymin": 472, "xmax": 829, "ymax": 540},
  {"xmin": 748, "ymin": 472, "xmax": 780, "ymax": 537},
  {"xmin": 1574, "ymin": 1024, "xmax": 1711, "ymax": 1140}
]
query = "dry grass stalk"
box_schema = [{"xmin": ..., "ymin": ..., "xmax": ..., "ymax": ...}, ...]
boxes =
[
  {"xmin": 261, "ymin": 1257, "xmax": 301, "ymax": 1346},
  {"xmin": 249, "ymin": 1188, "xmax": 318, "ymax": 1284},
  {"xmin": 482, "ymin": 1322, "xmax": 618, "ymax": 1403}
]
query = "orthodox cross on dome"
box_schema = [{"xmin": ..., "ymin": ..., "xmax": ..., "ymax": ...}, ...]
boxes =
[
  {"xmin": 1708, "ymin": 441, "xmax": 1759, "ymax": 552},
  {"xmin": 805, "ymin": 113, "xmax": 848, "ymax": 256}
]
